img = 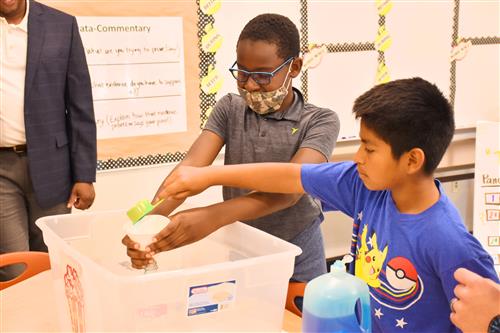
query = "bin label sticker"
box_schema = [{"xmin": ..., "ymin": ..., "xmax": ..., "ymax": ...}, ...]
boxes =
[{"xmin": 187, "ymin": 280, "xmax": 236, "ymax": 316}]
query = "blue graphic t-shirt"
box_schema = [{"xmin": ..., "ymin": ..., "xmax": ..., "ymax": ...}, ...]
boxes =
[{"xmin": 301, "ymin": 162, "xmax": 499, "ymax": 333}]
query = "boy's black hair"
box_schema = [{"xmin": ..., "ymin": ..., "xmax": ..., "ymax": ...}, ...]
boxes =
[
  {"xmin": 353, "ymin": 77, "xmax": 455, "ymax": 174},
  {"xmin": 237, "ymin": 13, "xmax": 300, "ymax": 60}
]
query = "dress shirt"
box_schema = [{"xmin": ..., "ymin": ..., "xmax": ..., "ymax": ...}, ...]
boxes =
[{"xmin": 0, "ymin": 0, "xmax": 29, "ymax": 146}]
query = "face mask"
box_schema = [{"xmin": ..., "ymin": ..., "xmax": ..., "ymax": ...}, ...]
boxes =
[{"xmin": 238, "ymin": 64, "xmax": 292, "ymax": 115}]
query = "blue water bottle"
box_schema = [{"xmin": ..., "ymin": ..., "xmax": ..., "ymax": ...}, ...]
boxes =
[{"xmin": 302, "ymin": 255, "xmax": 371, "ymax": 333}]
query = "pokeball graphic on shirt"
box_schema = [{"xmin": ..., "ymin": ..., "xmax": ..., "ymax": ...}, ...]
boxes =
[
  {"xmin": 385, "ymin": 256, "xmax": 418, "ymax": 291},
  {"xmin": 370, "ymin": 256, "xmax": 424, "ymax": 310}
]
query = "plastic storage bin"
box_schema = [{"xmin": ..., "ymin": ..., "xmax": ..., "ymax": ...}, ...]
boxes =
[{"xmin": 36, "ymin": 210, "xmax": 301, "ymax": 332}]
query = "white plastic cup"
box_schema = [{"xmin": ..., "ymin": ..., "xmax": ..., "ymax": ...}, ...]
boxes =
[
  {"xmin": 124, "ymin": 214, "xmax": 170, "ymax": 250},
  {"xmin": 124, "ymin": 215, "xmax": 170, "ymax": 273}
]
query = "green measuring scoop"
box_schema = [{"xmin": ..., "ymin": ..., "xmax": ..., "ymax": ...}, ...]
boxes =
[{"xmin": 126, "ymin": 199, "xmax": 164, "ymax": 224}]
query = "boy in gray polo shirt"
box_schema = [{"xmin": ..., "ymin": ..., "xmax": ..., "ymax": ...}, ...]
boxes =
[{"xmin": 123, "ymin": 14, "xmax": 339, "ymax": 288}]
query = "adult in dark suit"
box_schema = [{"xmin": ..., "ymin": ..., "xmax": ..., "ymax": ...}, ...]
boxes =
[{"xmin": 0, "ymin": 0, "xmax": 96, "ymax": 280}]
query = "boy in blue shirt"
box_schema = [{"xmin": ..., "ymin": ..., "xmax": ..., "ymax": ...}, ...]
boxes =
[{"xmin": 155, "ymin": 77, "xmax": 499, "ymax": 332}]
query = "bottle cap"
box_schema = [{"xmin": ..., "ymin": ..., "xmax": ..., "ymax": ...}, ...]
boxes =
[
  {"xmin": 330, "ymin": 254, "xmax": 354, "ymax": 271},
  {"xmin": 342, "ymin": 254, "xmax": 354, "ymax": 264}
]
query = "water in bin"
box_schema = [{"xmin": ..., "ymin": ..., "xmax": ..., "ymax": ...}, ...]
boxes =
[{"xmin": 302, "ymin": 255, "xmax": 371, "ymax": 333}]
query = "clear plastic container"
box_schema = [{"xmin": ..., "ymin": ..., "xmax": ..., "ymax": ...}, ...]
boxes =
[
  {"xmin": 302, "ymin": 258, "xmax": 371, "ymax": 333},
  {"xmin": 36, "ymin": 210, "xmax": 301, "ymax": 331}
]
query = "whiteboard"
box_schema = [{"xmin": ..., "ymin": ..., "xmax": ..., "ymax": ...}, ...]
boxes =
[{"xmin": 210, "ymin": 0, "xmax": 499, "ymax": 140}]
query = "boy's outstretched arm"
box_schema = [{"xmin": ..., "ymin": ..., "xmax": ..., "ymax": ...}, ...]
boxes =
[
  {"xmin": 150, "ymin": 131, "xmax": 224, "ymax": 213},
  {"xmin": 157, "ymin": 162, "xmax": 305, "ymax": 201}
]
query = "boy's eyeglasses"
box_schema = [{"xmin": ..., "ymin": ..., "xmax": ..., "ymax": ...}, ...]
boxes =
[{"xmin": 229, "ymin": 57, "xmax": 294, "ymax": 86}]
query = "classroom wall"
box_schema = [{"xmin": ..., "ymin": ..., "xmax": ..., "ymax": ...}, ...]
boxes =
[{"xmin": 40, "ymin": 0, "xmax": 499, "ymax": 170}]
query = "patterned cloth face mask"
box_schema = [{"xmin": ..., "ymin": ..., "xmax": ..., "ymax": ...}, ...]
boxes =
[{"xmin": 237, "ymin": 64, "xmax": 292, "ymax": 115}]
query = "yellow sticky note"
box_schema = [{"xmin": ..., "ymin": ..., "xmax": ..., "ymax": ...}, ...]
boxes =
[
  {"xmin": 376, "ymin": 62, "xmax": 390, "ymax": 84},
  {"xmin": 199, "ymin": 0, "xmax": 222, "ymax": 15},
  {"xmin": 201, "ymin": 107, "xmax": 214, "ymax": 128},
  {"xmin": 376, "ymin": 0, "xmax": 393, "ymax": 16},
  {"xmin": 201, "ymin": 65, "xmax": 223, "ymax": 95},
  {"xmin": 375, "ymin": 25, "xmax": 392, "ymax": 52},
  {"xmin": 201, "ymin": 23, "xmax": 223, "ymax": 53}
]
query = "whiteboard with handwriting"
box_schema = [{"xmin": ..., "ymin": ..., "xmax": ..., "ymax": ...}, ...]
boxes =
[
  {"xmin": 473, "ymin": 121, "xmax": 500, "ymax": 266},
  {"xmin": 77, "ymin": 17, "xmax": 187, "ymax": 139}
]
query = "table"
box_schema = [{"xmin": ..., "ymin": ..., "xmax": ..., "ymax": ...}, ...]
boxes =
[{"xmin": 0, "ymin": 271, "xmax": 301, "ymax": 332}]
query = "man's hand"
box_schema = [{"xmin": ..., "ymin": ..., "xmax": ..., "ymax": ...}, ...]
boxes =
[
  {"xmin": 450, "ymin": 267, "xmax": 500, "ymax": 333},
  {"xmin": 67, "ymin": 182, "xmax": 95, "ymax": 209}
]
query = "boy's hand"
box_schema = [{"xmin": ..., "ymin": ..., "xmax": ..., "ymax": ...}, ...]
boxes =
[
  {"xmin": 450, "ymin": 267, "xmax": 500, "ymax": 333},
  {"xmin": 147, "ymin": 207, "xmax": 222, "ymax": 254},
  {"xmin": 153, "ymin": 166, "xmax": 210, "ymax": 203},
  {"xmin": 121, "ymin": 236, "xmax": 153, "ymax": 269}
]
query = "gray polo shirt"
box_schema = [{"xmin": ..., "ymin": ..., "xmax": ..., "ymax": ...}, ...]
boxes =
[{"xmin": 204, "ymin": 88, "xmax": 340, "ymax": 241}]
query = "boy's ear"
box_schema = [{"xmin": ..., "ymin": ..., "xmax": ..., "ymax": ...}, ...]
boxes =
[
  {"xmin": 290, "ymin": 57, "xmax": 303, "ymax": 78},
  {"xmin": 406, "ymin": 148, "xmax": 426, "ymax": 174}
]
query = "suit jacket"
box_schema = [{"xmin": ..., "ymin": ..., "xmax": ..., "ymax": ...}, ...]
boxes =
[{"xmin": 25, "ymin": 0, "xmax": 96, "ymax": 208}]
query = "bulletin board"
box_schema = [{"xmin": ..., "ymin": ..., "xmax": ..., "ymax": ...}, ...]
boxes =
[
  {"xmin": 40, "ymin": 0, "xmax": 499, "ymax": 170},
  {"xmin": 41, "ymin": 0, "xmax": 200, "ymax": 170}
]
